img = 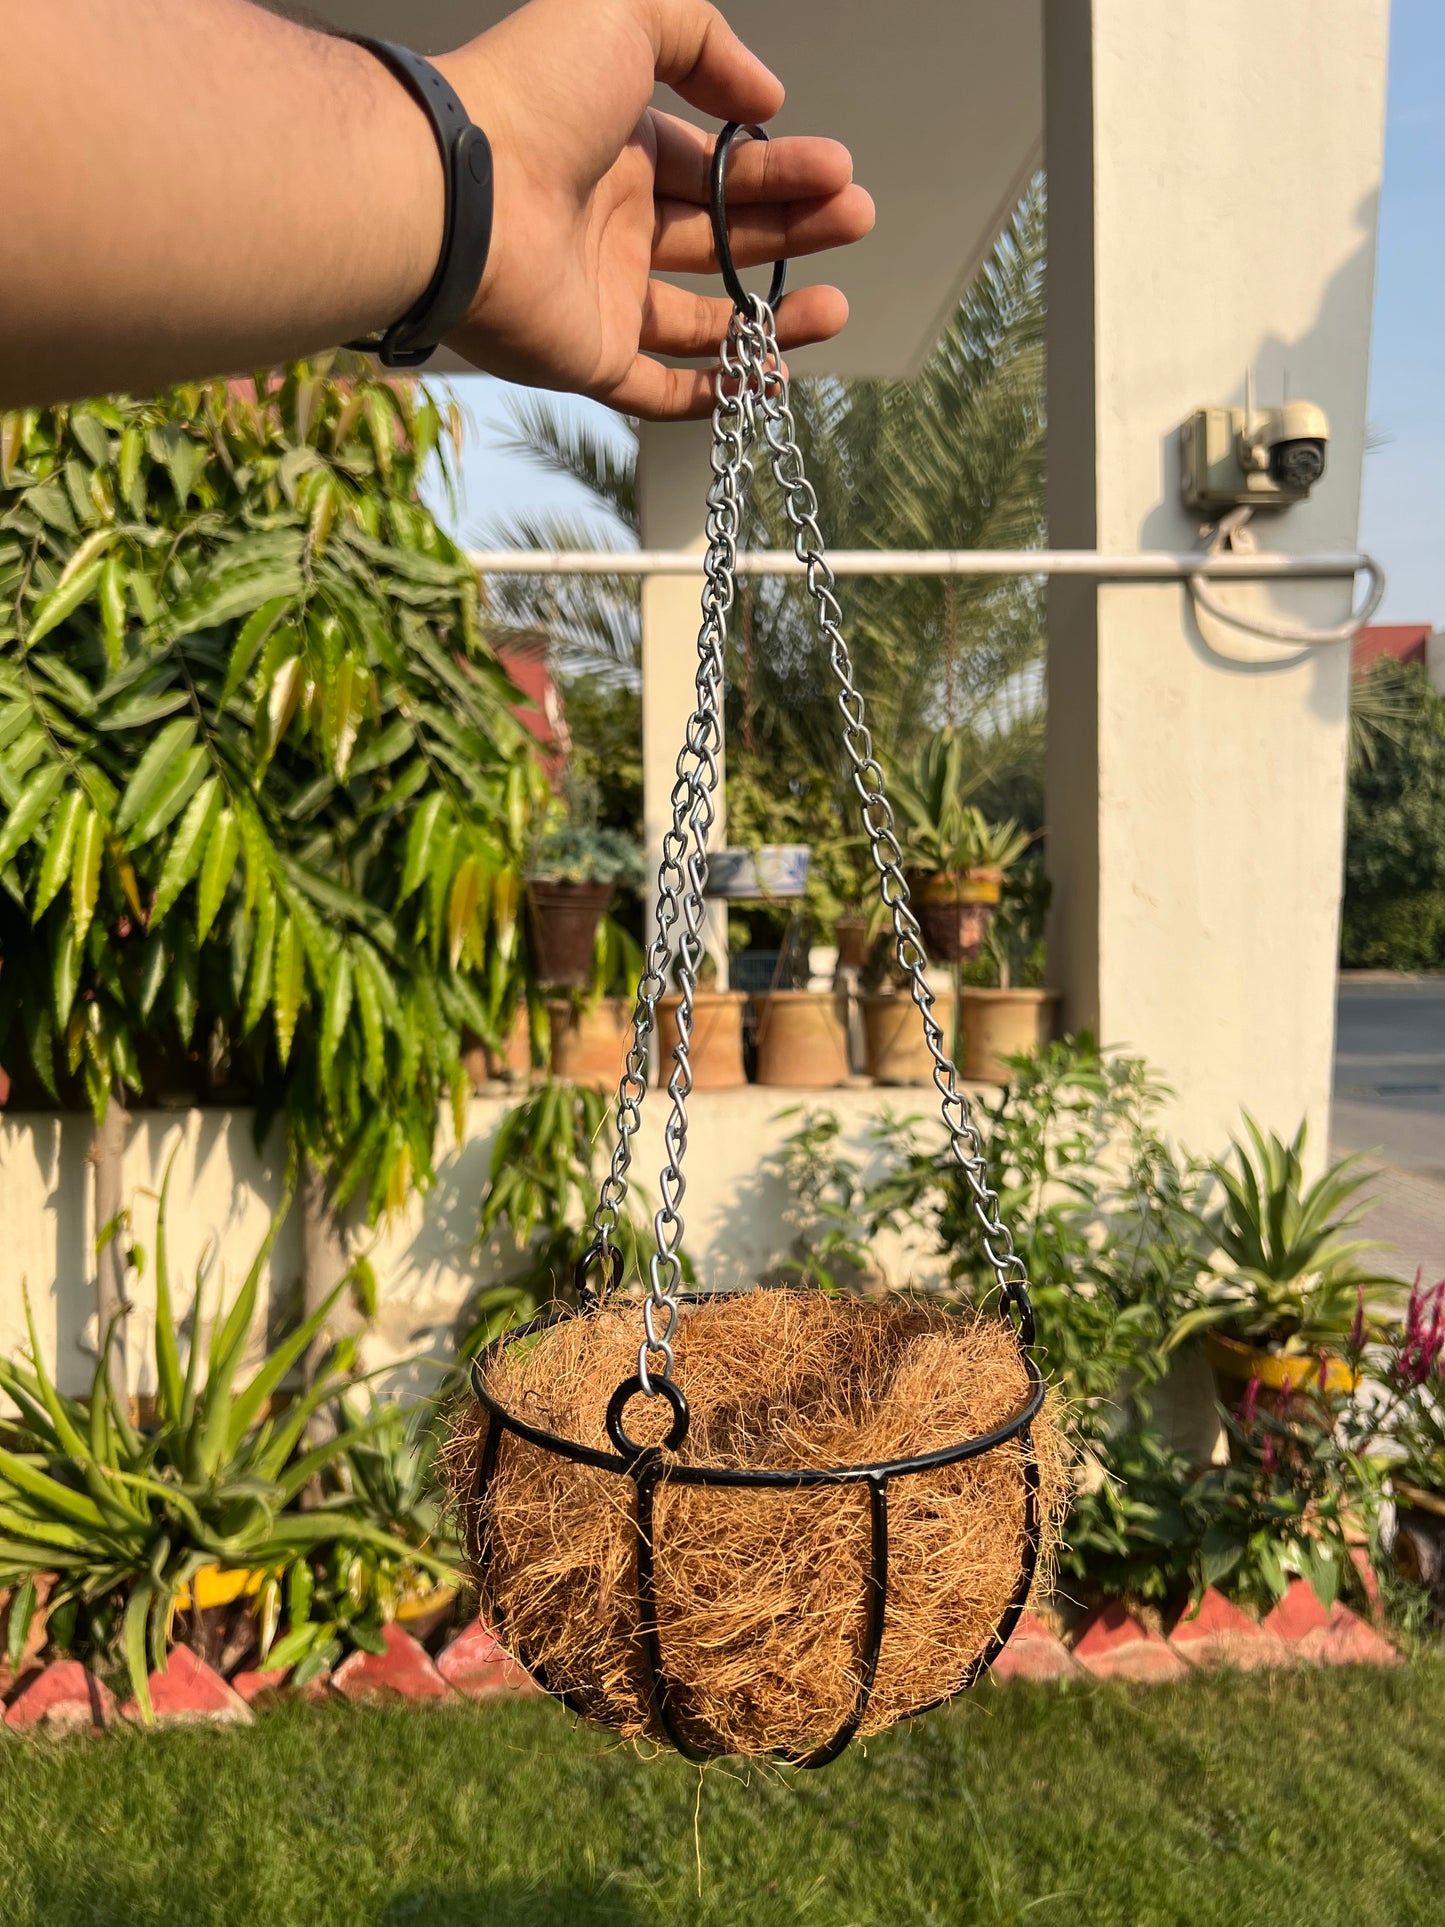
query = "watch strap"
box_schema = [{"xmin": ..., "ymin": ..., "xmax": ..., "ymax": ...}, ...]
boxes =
[{"xmin": 341, "ymin": 36, "xmax": 493, "ymax": 368}]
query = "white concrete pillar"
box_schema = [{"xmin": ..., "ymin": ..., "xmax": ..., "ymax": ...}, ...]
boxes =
[
  {"xmin": 1043, "ymin": 0, "xmax": 1390, "ymax": 1159},
  {"xmin": 636, "ymin": 419, "xmax": 729, "ymax": 987}
]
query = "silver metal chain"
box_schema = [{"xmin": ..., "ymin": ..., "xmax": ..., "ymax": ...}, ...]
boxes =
[{"xmin": 590, "ymin": 299, "xmax": 1034, "ymax": 1393}]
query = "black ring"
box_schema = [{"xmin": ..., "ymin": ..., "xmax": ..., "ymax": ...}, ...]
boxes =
[
  {"xmin": 573, "ymin": 1242, "xmax": 619, "ymax": 1309},
  {"xmin": 606, "ymin": 1374, "xmax": 690, "ymax": 1456},
  {"xmin": 710, "ymin": 121, "xmax": 788, "ymax": 313}
]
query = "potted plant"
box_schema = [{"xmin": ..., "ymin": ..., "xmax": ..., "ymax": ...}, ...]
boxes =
[
  {"xmin": 527, "ymin": 825, "xmax": 645, "ymax": 988},
  {"xmin": 1336, "ymin": 1274, "xmax": 1445, "ymax": 1599},
  {"xmin": 657, "ymin": 951, "xmax": 747, "ymax": 1091},
  {"xmin": 892, "ymin": 732, "xmax": 1033, "ymax": 961},
  {"xmin": 752, "ymin": 943, "xmax": 851, "ymax": 1089},
  {"xmin": 1166, "ymin": 1117, "xmax": 1403, "ymax": 1411},
  {"xmin": 959, "ymin": 858, "xmax": 1059, "ymax": 1082},
  {"xmin": 856, "ymin": 937, "xmax": 956, "ymax": 1086},
  {"xmin": 547, "ymin": 913, "xmax": 644, "ymax": 1088},
  {"xmin": 707, "ymin": 758, "xmax": 810, "ymax": 903}
]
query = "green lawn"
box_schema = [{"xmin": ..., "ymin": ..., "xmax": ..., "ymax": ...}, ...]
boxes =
[{"xmin": 1, "ymin": 1664, "xmax": 1442, "ymax": 1926}]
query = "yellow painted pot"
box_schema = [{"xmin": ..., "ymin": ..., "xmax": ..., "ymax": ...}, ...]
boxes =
[
  {"xmin": 174, "ymin": 1565, "xmax": 269, "ymax": 1613},
  {"xmin": 1204, "ymin": 1333, "xmax": 1358, "ymax": 1398}
]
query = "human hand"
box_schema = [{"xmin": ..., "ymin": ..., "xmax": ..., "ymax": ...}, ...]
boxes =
[{"xmin": 436, "ymin": 0, "xmax": 875, "ymax": 420}]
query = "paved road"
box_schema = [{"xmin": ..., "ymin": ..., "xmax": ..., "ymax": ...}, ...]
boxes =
[{"xmin": 1332, "ymin": 979, "xmax": 1445, "ymax": 1280}]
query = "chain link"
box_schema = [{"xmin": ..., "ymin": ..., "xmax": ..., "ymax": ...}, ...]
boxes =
[{"xmin": 589, "ymin": 300, "xmax": 1034, "ymax": 1391}]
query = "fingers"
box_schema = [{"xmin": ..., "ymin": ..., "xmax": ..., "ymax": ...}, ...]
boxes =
[
  {"xmin": 639, "ymin": 282, "xmax": 849, "ymax": 358},
  {"xmin": 654, "ymin": 185, "xmax": 876, "ymax": 276},
  {"xmin": 639, "ymin": 0, "xmax": 784, "ymax": 124},
  {"xmin": 651, "ymin": 113, "xmax": 855, "ymax": 207},
  {"xmin": 599, "ymin": 357, "xmax": 719, "ymax": 422}
]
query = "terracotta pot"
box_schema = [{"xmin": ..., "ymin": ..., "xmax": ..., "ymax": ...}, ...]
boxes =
[
  {"xmin": 752, "ymin": 989, "xmax": 850, "ymax": 1089},
  {"xmin": 910, "ymin": 870, "xmax": 1002, "ymax": 963},
  {"xmin": 527, "ymin": 880, "xmax": 613, "ymax": 988},
  {"xmin": 834, "ymin": 916, "xmax": 870, "ymax": 971},
  {"xmin": 959, "ymin": 987, "xmax": 1058, "ymax": 1083},
  {"xmin": 656, "ymin": 991, "xmax": 747, "ymax": 1090},
  {"xmin": 548, "ymin": 996, "xmax": 633, "ymax": 1089},
  {"xmin": 462, "ymin": 1010, "xmax": 532, "ymax": 1090},
  {"xmin": 862, "ymin": 991, "xmax": 957, "ymax": 1085}
]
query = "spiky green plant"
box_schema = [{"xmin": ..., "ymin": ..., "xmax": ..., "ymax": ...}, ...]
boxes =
[
  {"xmin": 1168, "ymin": 1117, "xmax": 1402, "ymax": 1354},
  {"xmin": 0, "ymin": 1170, "xmax": 447, "ymax": 1715}
]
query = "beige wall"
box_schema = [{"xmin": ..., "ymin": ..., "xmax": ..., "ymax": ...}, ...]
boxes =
[
  {"xmin": 0, "ymin": 1091, "xmax": 943, "ymax": 1399},
  {"xmin": 1045, "ymin": 0, "xmax": 1390, "ymax": 1166}
]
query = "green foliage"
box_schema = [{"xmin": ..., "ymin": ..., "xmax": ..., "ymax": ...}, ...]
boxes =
[
  {"xmin": 1341, "ymin": 889, "xmax": 1445, "ymax": 972},
  {"xmin": 1062, "ymin": 1425, "xmax": 1196, "ymax": 1606},
  {"xmin": 1343, "ymin": 661, "xmax": 1445, "ymax": 968},
  {"xmin": 1167, "ymin": 1116, "xmax": 1401, "ymax": 1354},
  {"xmin": 463, "ymin": 1079, "xmax": 678, "ymax": 1354},
  {"xmin": 978, "ymin": 857, "xmax": 1050, "ymax": 990},
  {"xmin": 269, "ymin": 1393, "xmax": 461, "ymax": 1682},
  {"xmin": 866, "ymin": 1035, "xmax": 1206, "ymax": 1440},
  {"xmin": 0, "ymin": 1172, "xmax": 442, "ymax": 1714},
  {"xmin": 763, "ymin": 1108, "xmax": 877, "ymax": 1293},
  {"xmin": 530, "ymin": 825, "xmax": 644, "ymax": 888},
  {"xmin": 0, "ymin": 364, "xmax": 547, "ymax": 1214},
  {"xmin": 554, "ymin": 671, "xmax": 642, "ymax": 833},
  {"xmin": 890, "ymin": 729, "xmax": 1034, "ymax": 878}
]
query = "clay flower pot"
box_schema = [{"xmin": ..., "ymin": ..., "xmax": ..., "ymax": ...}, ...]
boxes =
[
  {"xmin": 527, "ymin": 880, "xmax": 614, "ymax": 988},
  {"xmin": 462, "ymin": 1009, "xmax": 533, "ymax": 1091},
  {"xmin": 910, "ymin": 870, "xmax": 1002, "ymax": 963},
  {"xmin": 752, "ymin": 989, "xmax": 850, "ymax": 1089},
  {"xmin": 834, "ymin": 916, "xmax": 871, "ymax": 971},
  {"xmin": 959, "ymin": 987, "xmax": 1058, "ymax": 1083},
  {"xmin": 548, "ymin": 996, "xmax": 633, "ymax": 1089},
  {"xmin": 861, "ymin": 991, "xmax": 956, "ymax": 1086},
  {"xmin": 656, "ymin": 992, "xmax": 747, "ymax": 1090}
]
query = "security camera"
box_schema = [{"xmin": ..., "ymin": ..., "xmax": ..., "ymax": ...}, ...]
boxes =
[
  {"xmin": 1261, "ymin": 401, "xmax": 1329, "ymax": 490},
  {"xmin": 1180, "ymin": 398, "xmax": 1330, "ymax": 513}
]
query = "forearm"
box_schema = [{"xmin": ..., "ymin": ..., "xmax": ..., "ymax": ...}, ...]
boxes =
[{"xmin": 1, "ymin": 0, "xmax": 442, "ymax": 404}]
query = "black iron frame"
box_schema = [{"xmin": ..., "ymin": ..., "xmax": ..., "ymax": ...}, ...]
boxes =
[{"xmin": 468, "ymin": 1290, "xmax": 1044, "ymax": 1768}]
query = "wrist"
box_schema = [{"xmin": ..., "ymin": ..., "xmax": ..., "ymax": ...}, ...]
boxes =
[{"xmin": 331, "ymin": 36, "xmax": 447, "ymax": 344}]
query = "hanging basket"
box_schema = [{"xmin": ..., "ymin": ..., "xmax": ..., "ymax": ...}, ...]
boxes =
[
  {"xmin": 446, "ymin": 123, "xmax": 1066, "ymax": 1766},
  {"xmin": 450, "ymin": 1288, "xmax": 1062, "ymax": 1763}
]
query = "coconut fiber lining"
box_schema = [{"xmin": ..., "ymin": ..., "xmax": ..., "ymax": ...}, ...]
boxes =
[{"xmin": 447, "ymin": 1288, "xmax": 1068, "ymax": 1759}]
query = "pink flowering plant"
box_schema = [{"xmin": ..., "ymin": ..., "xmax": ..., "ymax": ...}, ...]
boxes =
[
  {"xmin": 1189, "ymin": 1341, "xmax": 1379, "ymax": 1614},
  {"xmin": 1370, "ymin": 1274, "xmax": 1445, "ymax": 1501}
]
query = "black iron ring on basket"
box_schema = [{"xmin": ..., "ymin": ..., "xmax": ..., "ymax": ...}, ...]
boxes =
[{"xmin": 448, "ymin": 123, "xmax": 1063, "ymax": 1766}]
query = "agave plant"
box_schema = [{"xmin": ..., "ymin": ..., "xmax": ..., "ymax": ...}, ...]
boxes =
[
  {"xmin": 257, "ymin": 1392, "xmax": 463, "ymax": 1682},
  {"xmin": 1168, "ymin": 1116, "xmax": 1402, "ymax": 1356},
  {"xmin": 0, "ymin": 1172, "xmax": 446, "ymax": 1715},
  {"xmin": 892, "ymin": 730, "xmax": 1034, "ymax": 881}
]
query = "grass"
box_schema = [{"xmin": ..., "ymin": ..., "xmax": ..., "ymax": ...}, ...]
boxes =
[{"xmin": 2, "ymin": 1665, "xmax": 1443, "ymax": 1925}]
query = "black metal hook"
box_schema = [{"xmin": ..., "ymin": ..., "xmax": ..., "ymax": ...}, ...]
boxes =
[{"xmin": 710, "ymin": 121, "xmax": 788, "ymax": 314}]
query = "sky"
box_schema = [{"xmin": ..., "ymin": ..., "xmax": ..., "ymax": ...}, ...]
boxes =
[{"xmin": 430, "ymin": 1, "xmax": 1442, "ymax": 629}]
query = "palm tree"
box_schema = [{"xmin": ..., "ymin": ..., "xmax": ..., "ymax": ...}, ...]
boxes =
[{"xmin": 480, "ymin": 177, "xmax": 1047, "ymax": 827}]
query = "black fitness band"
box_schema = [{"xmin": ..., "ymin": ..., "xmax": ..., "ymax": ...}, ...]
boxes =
[{"xmin": 341, "ymin": 36, "xmax": 493, "ymax": 368}]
